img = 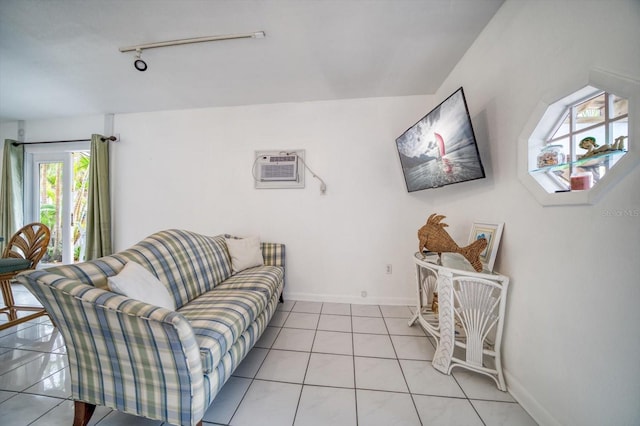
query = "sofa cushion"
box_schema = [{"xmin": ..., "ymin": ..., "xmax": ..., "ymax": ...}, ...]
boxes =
[
  {"xmin": 108, "ymin": 261, "xmax": 176, "ymax": 310},
  {"xmin": 215, "ymin": 265, "xmax": 283, "ymax": 299},
  {"xmin": 178, "ymin": 287, "xmax": 271, "ymax": 374},
  {"xmin": 117, "ymin": 230, "xmax": 233, "ymax": 308},
  {"xmin": 225, "ymin": 236, "xmax": 264, "ymax": 274}
]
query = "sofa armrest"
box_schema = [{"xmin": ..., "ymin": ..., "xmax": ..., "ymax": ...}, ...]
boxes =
[
  {"xmin": 261, "ymin": 242, "xmax": 285, "ymax": 267},
  {"xmin": 17, "ymin": 270, "xmax": 206, "ymax": 426}
]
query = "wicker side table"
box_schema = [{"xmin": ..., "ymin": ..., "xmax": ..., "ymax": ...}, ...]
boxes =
[{"xmin": 408, "ymin": 252, "xmax": 510, "ymax": 390}]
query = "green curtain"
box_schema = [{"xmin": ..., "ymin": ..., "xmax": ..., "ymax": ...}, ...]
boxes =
[
  {"xmin": 85, "ymin": 134, "xmax": 112, "ymax": 259},
  {"xmin": 0, "ymin": 140, "xmax": 24, "ymax": 251}
]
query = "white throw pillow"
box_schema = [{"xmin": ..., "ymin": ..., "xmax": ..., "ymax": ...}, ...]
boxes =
[
  {"xmin": 225, "ymin": 236, "xmax": 264, "ymax": 274},
  {"xmin": 108, "ymin": 262, "xmax": 176, "ymax": 310}
]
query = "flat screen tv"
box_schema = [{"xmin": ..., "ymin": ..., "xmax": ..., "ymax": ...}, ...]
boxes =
[{"xmin": 396, "ymin": 87, "xmax": 485, "ymax": 192}]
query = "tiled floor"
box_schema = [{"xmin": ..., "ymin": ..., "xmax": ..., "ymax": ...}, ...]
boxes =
[{"xmin": 0, "ymin": 286, "xmax": 538, "ymax": 425}]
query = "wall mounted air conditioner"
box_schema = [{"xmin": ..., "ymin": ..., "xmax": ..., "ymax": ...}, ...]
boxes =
[
  {"xmin": 254, "ymin": 150, "xmax": 305, "ymax": 189},
  {"xmin": 257, "ymin": 154, "xmax": 298, "ymax": 181}
]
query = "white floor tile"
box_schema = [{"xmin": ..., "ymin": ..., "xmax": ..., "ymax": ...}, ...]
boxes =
[
  {"xmin": 272, "ymin": 327, "xmax": 316, "ymax": 352},
  {"xmin": 312, "ymin": 330, "xmax": 353, "ymax": 355},
  {"xmin": 351, "ymin": 304, "xmax": 382, "ymax": 317},
  {"xmin": 354, "ymin": 357, "xmax": 408, "ymax": 392},
  {"xmin": 390, "ymin": 335, "xmax": 434, "ymax": 360},
  {"xmin": 277, "ymin": 300, "xmax": 295, "ymax": 312},
  {"xmin": 0, "ymin": 328, "xmax": 42, "ymax": 350},
  {"xmin": 452, "ymin": 369, "xmax": 514, "ymax": 402},
  {"xmin": 352, "ymin": 316, "xmax": 387, "ymax": 334},
  {"xmin": 292, "ymin": 301, "xmax": 323, "ymax": 314},
  {"xmin": 0, "ymin": 353, "xmax": 67, "ymax": 391},
  {"xmin": 232, "ymin": 347, "xmax": 269, "ymax": 378},
  {"xmin": 353, "ymin": 333, "xmax": 396, "ymax": 358},
  {"xmin": 0, "ymin": 299, "xmax": 535, "ymax": 426},
  {"xmin": 414, "ymin": 394, "xmax": 484, "ymax": 426},
  {"xmin": 10, "ymin": 286, "xmax": 41, "ymax": 306},
  {"xmin": 284, "ymin": 312, "xmax": 320, "ymax": 329},
  {"xmin": 0, "ymin": 393, "xmax": 62, "ymax": 425},
  {"xmin": 384, "ymin": 317, "xmax": 426, "ymax": 336},
  {"xmin": 471, "ymin": 400, "xmax": 538, "ymax": 426},
  {"xmin": 0, "ymin": 390, "xmax": 16, "ymax": 404},
  {"xmin": 254, "ymin": 326, "xmax": 280, "ymax": 349},
  {"xmin": 0, "ymin": 348, "xmax": 44, "ymax": 375},
  {"xmin": 356, "ymin": 389, "xmax": 421, "ymax": 426},
  {"xmin": 0, "ymin": 321, "xmax": 36, "ymax": 339},
  {"xmin": 380, "ymin": 305, "xmax": 413, "ymax": 318},
  {"xmin": 29, "ymin": 400, "xmax": 112, "ymax": 425},
  {"xmin": 269, "ymin": 310, "xmax": 290, "ymax": 327},
  {"xmin": 399, "ymin": 359, "xmax": 465, "ymax": 398},
  {"xmin": 304, "ymin": 353, "xmax": 354, "ymax": 388},
  {"xmin": 203, "ymin": 376, "xmax": 252, "ymax": 424},
  {"xmin": 294, "ymin": 385, "xmax": 357, "ymax": 426},
  {"xmin": 317, "ymin": 314, "xmax": 351, "ymax": 332},
  {"xmin": 14, "ymin": 329, "xmax": 65, "ymax": 353},
  {"xmin": 256, "ymin": 349, "xmax": 310, "ymax": 383},
  {"xmin": 230, "ymin": 380, "xmax": 301, "ymax": 426},
  {"xmin": 23, "ymin": 366, "xmax": 72, "ymax": 398},
  {"xmin": 321, "ymin": 302, "xmax": 351, "ymax": 316},
  {"xmin": 89, "ymin": 409, "xmax": 164, "ymax": 425}
]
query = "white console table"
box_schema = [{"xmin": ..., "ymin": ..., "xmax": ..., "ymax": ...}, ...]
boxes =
[{"xmin": 408, "ymin": 252, "xmax": 510, "ymax": 390}]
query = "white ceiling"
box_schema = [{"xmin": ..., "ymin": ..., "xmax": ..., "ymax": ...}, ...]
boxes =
[{"xmin": 0, "ymin": 0, "xmax": 504, "ymax": 121}]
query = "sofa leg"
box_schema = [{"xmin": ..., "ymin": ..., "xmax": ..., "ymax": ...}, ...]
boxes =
[
  {"xmin": 279, "ymin": 294, "xmax": 284, "ymax": 303},
  {"xmin": 196, "ymin": 421, "xmax": 203, "ymax": 426},
  {"xmin": 73, "ymin": 401, "xmax": 96, "ymax": 426}
]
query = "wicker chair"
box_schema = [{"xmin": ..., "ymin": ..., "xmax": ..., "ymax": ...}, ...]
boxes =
[{"xmin": 0, "ymin": 222, "xmax": 51, "ymax": 330}]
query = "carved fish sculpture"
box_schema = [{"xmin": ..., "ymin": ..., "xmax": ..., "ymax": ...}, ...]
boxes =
[{"xmin": 418, "ymin": 213, "xmax": 488, "ymax": 272}]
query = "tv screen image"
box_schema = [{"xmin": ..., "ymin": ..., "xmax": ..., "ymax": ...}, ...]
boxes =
[{"xmin": 396, "ymin": 87, "xmax": 485, "ymax": 192}]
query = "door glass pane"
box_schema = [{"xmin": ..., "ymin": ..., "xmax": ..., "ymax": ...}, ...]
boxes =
[
  {"xmin": 39, "ymin": 162, "xmax": 63, "ymax": 265},
  {"xmin": 72, "ymin": 152, "xmax": 90, "ymax": 262}
]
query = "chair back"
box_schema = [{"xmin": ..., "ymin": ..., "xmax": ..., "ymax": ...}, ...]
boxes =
[{"xmin": 2, "ymin": 223, "xmax": 51, "ymax": 269}]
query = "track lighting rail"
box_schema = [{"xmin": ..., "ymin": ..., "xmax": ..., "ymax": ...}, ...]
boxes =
[{"xmin": 119, "ymin": 31, "xmax": 265, "ymax": 53}]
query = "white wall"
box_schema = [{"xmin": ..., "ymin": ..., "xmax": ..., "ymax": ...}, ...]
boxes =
[
  {"xmin": 112, "ymin": 96, "xmax": 447, "ymax": 305},
  {"xmin": 0, "ymin": 121, "xmax": 18, "ymax": 145},
  {"xmin": 2, "ymin": 0, "xmax": 638, "ymax": 424},
  {"xmin": 438, "ymin": 1, "xmax": 640, "ymax": 425}
]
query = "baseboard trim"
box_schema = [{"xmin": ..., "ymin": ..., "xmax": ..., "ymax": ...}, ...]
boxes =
[
  {"xmin": 283, "ymin": 291, "xmax": 414, "ymax": 306},
  {"xmin": 504, "ymin": 368, "xmax": 562, "ymax": 426}
]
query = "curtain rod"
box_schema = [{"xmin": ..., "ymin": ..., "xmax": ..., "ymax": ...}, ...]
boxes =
[{"xmin": 12, "ymin": 136, "xmax": 117, "ymax": 146}]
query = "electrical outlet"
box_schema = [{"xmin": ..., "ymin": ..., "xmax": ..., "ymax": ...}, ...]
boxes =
[{"xmin": 386, "ymin": 264, "xmax": 392, "ymax": 274}]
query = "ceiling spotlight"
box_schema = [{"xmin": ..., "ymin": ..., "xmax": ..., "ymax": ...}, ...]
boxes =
[
  {"xmin": 120, "ymin": 32, "xmax": 266, "ymax": 72},
  {"xmin": 134, "ymin": 49, "xmax": 147, "ymax": 72}
]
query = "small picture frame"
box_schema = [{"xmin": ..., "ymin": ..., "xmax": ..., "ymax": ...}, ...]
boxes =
[{"xmin": 468, "ymin": 222, "xmax": 504, "ymax": 272}]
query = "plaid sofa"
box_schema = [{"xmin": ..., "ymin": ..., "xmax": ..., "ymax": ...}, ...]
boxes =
[{"xmin": 17, "ymin": 229, "xmax": 285, "ymax": 426}]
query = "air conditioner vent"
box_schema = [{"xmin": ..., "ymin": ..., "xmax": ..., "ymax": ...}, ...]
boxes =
[
  {"xmin": 258, "ymin": 154, "xmax": 298, "ymax": 181},
  {"xmin": 254, "ymin": 150, "xmax": 305, "ymax": 189}
]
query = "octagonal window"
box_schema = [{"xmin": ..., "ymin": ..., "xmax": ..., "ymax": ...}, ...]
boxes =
[
  {"xmin": 519, "ymin": 69, "xmax": 638, "ymax": 206},
  {"xmin": 530, "ymin": 89, "xmax": 628, "ymax": 193}
]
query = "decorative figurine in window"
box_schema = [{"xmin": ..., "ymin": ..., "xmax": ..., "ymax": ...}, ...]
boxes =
[{"xmin": 579, "ymin": 135, "xmax": 626, "ymax": 159}]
